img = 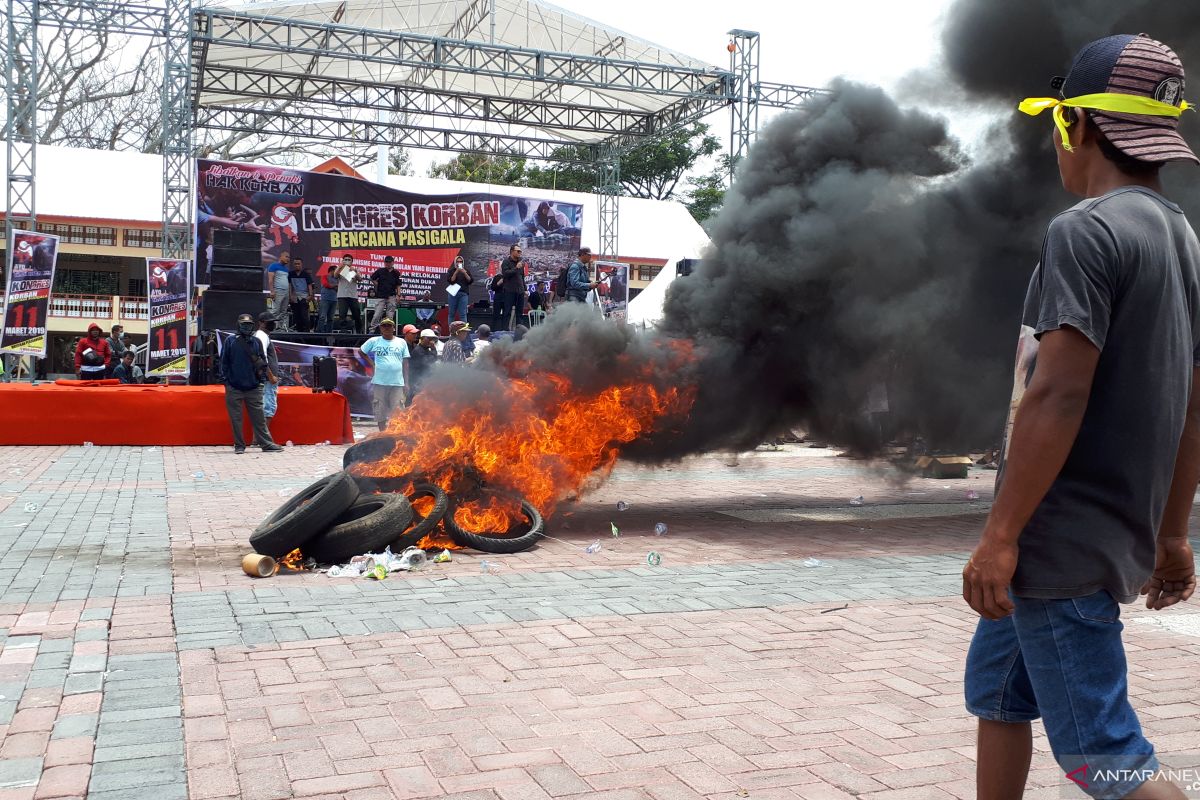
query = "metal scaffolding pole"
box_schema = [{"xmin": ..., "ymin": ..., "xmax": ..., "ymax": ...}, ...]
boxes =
[
  {"xmin": 5, "ymin": 0, "xmax": 39, "ymax": 242},
  {"xmin": 161, "ymin": 0, "xmax": 193, "ymax": 259},
  {"xmin": 597, "ymin": 143, "xmax": 620, "ymax": 259},
  {"xmin": 728, "ymin": 29, "xmax": 760, "ymax": 173}
]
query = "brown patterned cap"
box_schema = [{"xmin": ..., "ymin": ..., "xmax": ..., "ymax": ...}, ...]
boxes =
[{"xmin": 1059, "ymin": 34, "xmax": 1196, "ymax": 165}]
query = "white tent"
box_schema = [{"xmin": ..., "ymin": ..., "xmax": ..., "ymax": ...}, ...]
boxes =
[{"xmin": 200, "ymin": 0, "xmax": 722, "ymax": 146}]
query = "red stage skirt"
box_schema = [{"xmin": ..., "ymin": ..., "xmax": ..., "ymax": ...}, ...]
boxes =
[{"xmin": 0, "ymin": 383, "xmax": 353, "ymax": 446}]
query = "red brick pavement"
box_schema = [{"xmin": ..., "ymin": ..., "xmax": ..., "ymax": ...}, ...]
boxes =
[
  {"xmin": 169, "ymin": 443, "xmax": 995, "ymax": 591},
  {"xmin": 180, "ymin": 598, "xmax": 1200, "ymax": 800}
]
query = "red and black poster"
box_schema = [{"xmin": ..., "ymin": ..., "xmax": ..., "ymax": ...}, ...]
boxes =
[
  {"xmin": 1, "ymin": 230, "xmax": 59, "ymax": 357},
  {"xmin": 194, "ymin": 160, "xmax": 584, "ymax": 309},
  {"xmin": 146, "ymin": 258, "xmax": 190, "ymax": 375}
]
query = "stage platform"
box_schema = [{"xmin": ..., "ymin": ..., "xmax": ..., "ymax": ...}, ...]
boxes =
[{"xmin": 0, "ymin": 383, "xmax": 353, "ymax": 446}]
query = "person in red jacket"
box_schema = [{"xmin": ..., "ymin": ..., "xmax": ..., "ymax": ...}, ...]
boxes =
[{"xmin": 74, "ymin": 323, "xmax": 112, "ymax": 380}]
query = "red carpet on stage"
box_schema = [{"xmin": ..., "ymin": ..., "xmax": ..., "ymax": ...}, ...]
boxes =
[{"xmin": 0, "ymin": 384, "xmax": 353, "ymax": 446}]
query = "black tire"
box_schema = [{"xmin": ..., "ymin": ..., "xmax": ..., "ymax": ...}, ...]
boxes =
[
  {"xmin": 392, "ymin": 483, "xmax": 448, "ymax": 550},
  {"xmin": 250, "ymin": 472, "xmax": 359, "ymax": 557},
  {"xmin": 444, "ymin": 492, "xmax": 544, "ymax": 554},
  {"xmin": 304, "ymin": 493, "xmax": 415, "ymax": 564}
]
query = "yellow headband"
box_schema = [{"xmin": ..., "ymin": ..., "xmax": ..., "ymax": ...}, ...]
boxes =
[{"xmin": 1019, "ymin": 92, "xmax": 1193, "ymax": 151}]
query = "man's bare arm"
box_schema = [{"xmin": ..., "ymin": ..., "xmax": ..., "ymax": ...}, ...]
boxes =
[{"xmin": 1143, "ymin": 365, "xmax": 1200, "ymax": 609}]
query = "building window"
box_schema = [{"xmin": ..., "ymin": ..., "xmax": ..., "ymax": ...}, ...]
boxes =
[
  {"xmin": 97, "ymin": 227, "xmax": 116, "ymax": 246},
  {"xmin": 637, "ymin": 265, "xmax": 654, "ymax": 281},
  {"xmin": 128, "ymin": 278, "xmax": 147, "ymax": 297},
  {"xmin": 125, "ymin": 228, "xmax": 162, "ymax": 249},
  {"xmin": 53, "ymin": 269, "xmax": 121, "ymax": 296},
  {"xmin": 68, "ymin": 225, "xmax": 84, "ymax": 243}
]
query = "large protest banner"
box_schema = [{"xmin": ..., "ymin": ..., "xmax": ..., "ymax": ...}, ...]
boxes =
[
  {"xmin": 146, "ymin": 258, "xmax": 191, "ymax": 375},
  {"xmin": 194, "ymin": 160, "xmax": 583, "ymax": 320},
  {"xmin": 594, "ymin": 261, "xmax": 630, "ymax": 321},
  {"xmin": 272, "ymin": 340, "xmax": 374, "ymax": 417},
  {"xmin": 1, "ymin": 230, "xmax": 60, "ymax": 357}
]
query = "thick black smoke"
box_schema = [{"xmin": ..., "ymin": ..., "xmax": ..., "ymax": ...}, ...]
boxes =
[
  {"xmin": 408, "ymin": 1, "xmax": 1200, "ymax": 474},
  {"xmin": 641, "ymin": 0, "xmax": 1200, "ymax": 458}
]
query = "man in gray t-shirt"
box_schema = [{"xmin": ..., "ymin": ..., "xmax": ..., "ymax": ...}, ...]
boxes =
[
  {"xmin": 963, "ymin": 34, "xmax": 1200, "ymax": 800},
  {"xmin": 331, "ymin": 252, "xmax": 364, "ymax": 333}
]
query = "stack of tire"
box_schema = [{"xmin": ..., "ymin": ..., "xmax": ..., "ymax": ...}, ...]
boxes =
[{"xmin": 248, "ymin": 465, "xmax": 545, "ymax": 563}]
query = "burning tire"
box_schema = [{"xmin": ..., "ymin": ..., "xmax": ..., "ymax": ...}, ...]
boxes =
[
  {"xmin": 393, "ymin": 483, "xmax": 449, "ymax": 549},
  {"xmin": 304, "ymin": 493, "xmax": 415, "ymax": 564},
  {"xmin": 249, "ymin": 472, "xmax": 359, "ymax": 557},
  {"xmin": 444, "ymin": 492, "xmax": 544, "ymax": 554},
  {"xmin": 343, "ymin": 435, "xmax": 400, "ymax": 470}
]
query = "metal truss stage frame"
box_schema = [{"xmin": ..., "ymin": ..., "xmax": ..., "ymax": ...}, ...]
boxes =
[{"xmin": 3, "ymin": 0, "xmax": 824, "ymax": 261}]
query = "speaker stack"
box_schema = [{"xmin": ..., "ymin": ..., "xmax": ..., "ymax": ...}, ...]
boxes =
[{"xmin": 204, "ymin": 230, "xmax": 265, "ymax": 331}]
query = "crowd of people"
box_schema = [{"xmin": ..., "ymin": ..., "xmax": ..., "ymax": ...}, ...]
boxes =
[{"xmin": 258, "ymin": 247, "xmax": 603, "ymax": 336}]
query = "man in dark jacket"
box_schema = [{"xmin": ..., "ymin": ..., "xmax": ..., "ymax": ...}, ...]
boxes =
[
  {"xmin": 220, "ymin": 313, "xmax": 284, "ymax": 454},
  {"xmin": 497, "ymin": 244, "xmax": 527, "ymax": 330},
  {"xmin": 565, "ymin": 247, "xmax": 598, "ymax": 303},
  {"xmin": 407, "ymin": 328, "xmax": 440, "ymax": 402}
]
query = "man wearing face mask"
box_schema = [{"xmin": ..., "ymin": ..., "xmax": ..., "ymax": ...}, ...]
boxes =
[{"xmin": 220, "ymin": 313, "xmax": 284, "ymax": 454}]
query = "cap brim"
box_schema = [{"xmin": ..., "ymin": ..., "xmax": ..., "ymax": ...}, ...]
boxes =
[{"xmin": 1092, "ymin": 112, "xmax": 1199, "ymax": 165}]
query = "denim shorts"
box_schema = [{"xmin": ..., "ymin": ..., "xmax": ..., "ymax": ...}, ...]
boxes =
[
  {"xmin": 965, "ymin": 590, "xmax": 1159, "ymax": 799},
  {"xmin": 262, "ymin": 381, "xmax": 278, "ymax": 418}
]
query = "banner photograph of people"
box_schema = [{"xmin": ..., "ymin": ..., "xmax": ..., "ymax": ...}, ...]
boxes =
[
  {"xmin": 1, "ymin": 230, "xmax": 60, "ymax": 357},
  {"xmin": 194, "ymin": 160, "xmax": 583, "ymax": 313}
]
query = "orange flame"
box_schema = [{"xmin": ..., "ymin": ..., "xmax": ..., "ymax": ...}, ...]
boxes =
[
  {"xmin": 277, "ymin": 548, "xmax": 305, "ymax": 572},
  {"xmin": 353, "ymin": 344, "xmax": 695, "ymax": 528},
  {"xmin": 453, "ymin": 494, "xmax": 521, "ymax": 533}
]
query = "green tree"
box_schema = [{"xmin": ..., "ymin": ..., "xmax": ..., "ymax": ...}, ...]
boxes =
[
  {"xmin": 683, "ymin": 155, "xmax": 732, "ymax": 226},
  {"xmin": 428, "ymin": 153, "xmax": 529, "ymax": 185},
  {"xmin": 619, "ymin": 123, "xmax": 720, "ymax": 199},
  {"xmin": 426, "ymin": 123, "xmax": 721, "ymax": 200},
  {"xmin": 524, "ymin": 147, "xmax": 598, "ymax": 193}
]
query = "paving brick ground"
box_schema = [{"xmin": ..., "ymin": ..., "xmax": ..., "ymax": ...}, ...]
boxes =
[{"xmin": 1, "ymin": 436, "xmax": 1198, "ymax": 799}]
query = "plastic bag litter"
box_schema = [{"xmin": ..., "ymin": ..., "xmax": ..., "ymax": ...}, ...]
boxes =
[
  {"xmin": 849, "ymin": 496, "xmax": 864, "ymax": 506},
  {"xmin": 616, "ymin": 501, "xmax": 628, "ymax": 512},
  {"xmin": 432, "ymin": 549, "xmax": 452, "ymax": 563},
  {"xmin": 653, "ymin": 522, "xmax": 668, "ymax": 536},
  {"xmin": 803, "ymin": 557, "xmax": 822, "ymax": 568},
  {"xmin": 646, "ymin": 551, "xmax": 662, "ymax": 567},
  {"xmin": 327, "ymin": 546, "xmax": 429, "ymax": 577},
  {"xmin": 610, "ymin": 522, "xmax": 620, "ymax": 538},
  {"xmin": 966, "ymin": 490, "xmax": 980, "ymax": 501},
  {"xmin": 23, "ymin": 503, "xmax": 38, "ymax": 512},
  {"xmin": 585, "ymin": 540, "xmax": 602, "ymax": 554}
]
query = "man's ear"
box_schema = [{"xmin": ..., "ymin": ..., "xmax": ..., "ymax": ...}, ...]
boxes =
[{"xmin": 1071, "ymin": 108, "xmax": 1094, "ymax": 150}]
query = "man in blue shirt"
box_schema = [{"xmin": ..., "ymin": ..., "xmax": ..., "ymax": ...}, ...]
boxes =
[
  {"xmin": 360, "ymin": 318, "xmax": 410, "ymax": 430},
  {"xmin": 266, "ymin": 252, "xmax": 291, "ymax": 330},
  {"xmin": 221, "ymin": 313, "xmax": 284, "ymax": 454},
  {"xmin": 316, "ymin": 265, "xmax": 339, "ymax": 333}
]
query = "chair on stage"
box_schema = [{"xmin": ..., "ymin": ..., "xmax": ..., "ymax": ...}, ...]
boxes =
[{"xmin": 528, "ymin": 309, "xmax": 547, "ymax": 327}]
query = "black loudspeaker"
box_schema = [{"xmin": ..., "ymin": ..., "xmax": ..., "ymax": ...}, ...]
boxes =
[
  {"xmin": 209, "ymin": 266, "xmax": 264, "ymax": 292},
  {"xmin": 312, "ymin": 356, "xmax": 337, "ymax": 393},
  {"xmin": 676, "ymin": 258, "xmax": 700, "ymax": 277},
  {"xmin": 202, "ymin": 289, "xmax": 266, "ymax": 332},
  {"xmin": 211, "ymin": 246, "xmax": 262, "ymax": 267},
  {"xmin": 212, "ymin": 229, "xmax": 263, "ymax": 250}
]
